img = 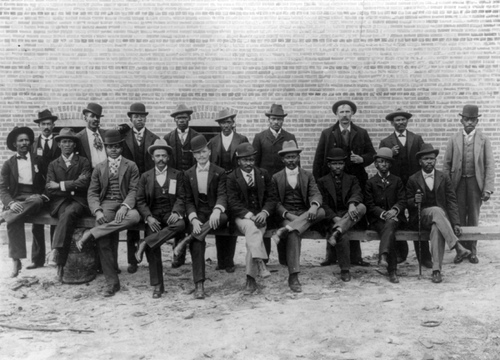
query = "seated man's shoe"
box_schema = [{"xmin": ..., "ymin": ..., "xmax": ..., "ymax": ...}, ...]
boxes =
[
  {"xmin": 171, "ymin": 256, "xmax": 185, "ymax": 269},
  {"xmin": 320, "ymin": 257, "xmax": 336, "ymax": 266},
  {"xmin": 243, "ymin": 275, "xmax": 257, "ymax": 295},
  {"xmin": 194, "ymin": 281, "xmax": 205, "ymax": 300},
  {"xmin": 271, "ymin": 227, "xmax": 289, "ymax": 245},
  {"xmin": 421, "ymin": 259, "xmax": 433, "ymax": 269},
  {"xmin": 135, "ymin": 240, "xmax": 147, "ymax": 263},
  {"xmin": 327, "ymin": 230, "xmax": 342, "ymax": 247},
  {"xmin": 102, "ymin": 283, "xmax": 120, "ymax": 297},
  {"xmin": 255, "ymin": 259, "xmax": 271, "ymax": 278},
  {"xmin": 225, "ymin": 266, "xmax": 235, "ymax": 273},
  {"xmin": 215, "ymin": 265, "xmax": 226, "ymax": 270},
  {"xmin": 396, "ymin": 256, "xmax": 406, "ymax": 264},
  {"xmin": 432, "ymin": 270, "xmax": 442, "ymax": 284},
  {"xmin": 340, "ymin": 270, "xmax": 351, "ymax": 282},
  {"xmin": 454, "ymin": 244, "xmax": 472, "ymax": 264},
  {"xmin": 173, "ymin": 234, "xmax": 193, "ymax": 257},
  {"xmin": 56, "ymin": 265, "xmax": 64, "ymax": 283},
  {"xmin": 388, "ymin": 271, "xmax": 399, "ymax": 284},
  {"xmin": 152, "ymin": 284, "xmax": 164, "ymax": 299},
  {"xmin": 26, "ymin": 263, "xmax": 43, "ymax": 270},
  {"xmin": 127, "ymin": 264, "xmax": 138, "ymax": 274},
  {"xmin": 379, "ymin": 253, "xmax": 389, "ymax": 268},
  {"xmin": 11, "ymin": 259, "xmax": 22, "ymax": 278},
  {"xmin": 288, "ymin": 273, "xmax": 302, "ymax": 293},
  {"xmin": 469, "ymin": 254, "xmax": 479, "ymax": 264},
  {"xmin": 352, "ymin": 259, "xmax": 370, "ymax": 267},
  {"xmin": 76, "ymin": 229, "xmax": 94, "ymax": 252}
]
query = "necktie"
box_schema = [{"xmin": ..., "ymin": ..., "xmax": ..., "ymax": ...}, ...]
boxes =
[
  {"xmin": 341, "ymin": 129, "xmax": 349, "ymax": 145},
  {"xmin": 109, "ymin": 160, "xmax": 119, "ymax": 177},
  {"xmin": 93, "ymin": 132, "xmax": 103, "ymax": 151},
  {"xmin": 424, "ymin": 173, "xmax": 434, "ymax": 190},
  {"xmin": 17, "ymin": 155, "xmax": 28, "ymax": 160},
  {"xmin": 135, "ymin": 132, "xmax": 143, "ymax": 145},
  {"xmin": 398, "ymin": 133, "xmax": 405, "ymax": 138},
  {"xmin": 44, "ymin": 138, "xmax": 50, "ymax": 153},
  {"xmin": 246, "ymin": 173, "xmax": 254, "ymax": 187},
  {"xmin": 180, "ymin": 131, "xmax": 186, "ymax": 145},
  {"xmin": 334, "ymin": 176, "xmax": 341, "ymax": 188}
]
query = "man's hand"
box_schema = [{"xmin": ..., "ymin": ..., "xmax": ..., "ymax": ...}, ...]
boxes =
[
  {"xmin": 481, "ymin": 191, "xmax": 491, "ymax": 202},
  {"xmin": 453, "ymin": 225, "xmax": 462, "ymax": 237},
  {"xmin": 348, "ymin": 203, "xmax": 359, "ymax": 221},
  {"xmin": 96, "ymin": 210, "xmax": 108, "ymax": 225},
  {"xmin": 191, "ymin": 218, "xmax": 203, "ymax": 234},
  {"xmin": 46, "ymin": 181, "xmax": 60, "ymax": 190},
  {"xmin": 77, "ymin": 174, "xmax": 88, "ymax": 180},
  {"xmin": 114, "ymin": 205, "xmax": 128, "ymax": 223},
  {"xmin": 307, "ymin": 205, "xmax": 319, "ymax": 221},
  {"xmin": 383, "ymin": 209, "xmax": 398, "ymax": 221},
  {"xmin": 253, "ymin": 211, "xmax": 268, "ymax": 228},
  {"xmin": 414, "ymin": 192, "xmax": 423, "ymax": 204},
  {"xmin": 167, "ymin": 212, "xmax": 180, "ymax": 225},
  {"xmin": 350, "ymin": 152, "xmax": 363, "ymax": 164},
  {"xmin": 9, "ymin": 202, "xmax": 23, "ymax": 214},
  {"xmin": 209, "ymin": 209, "xmax": 221, "ymax": 229},
  {"xmin": 391, "ymin": 145, "xmax": 400, "ymax": 156},
  {"xmin": 146, "ymin": 216, "xmax": 162, "ymax": 232}
]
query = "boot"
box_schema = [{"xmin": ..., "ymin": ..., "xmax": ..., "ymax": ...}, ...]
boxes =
[{"xmin": 194, "ymin": 281, "xmax": 205, "ymax": 299}]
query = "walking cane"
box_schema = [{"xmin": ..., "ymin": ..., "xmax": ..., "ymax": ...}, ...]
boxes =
[{"xmin": 416, "ymin": 189, "xmax": 423, "ymax": 280}]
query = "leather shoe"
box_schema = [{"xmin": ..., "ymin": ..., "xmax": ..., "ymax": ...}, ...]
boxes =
[
  {"xmin": 26, "ymin": 263, "xmax": 43, "ymax": 270},
  {"xmin": 127, "ymin": 264, "xmax": 138, "ymax": 274},
  {"xmin": 288, "ymin": 273, "xmax": 302, "ymax": 293},
  {"xmin": 76, "ymin": 229, "xmax": 93, "ymax": 251},
  {"xmin": 469, "ymin": 254, "xmax": 479, "ymax": 264},
  {"xmin": 56, "ymin": 265, "xmax": 64, "ymax": 283},
  {"xmin": 152, "ymin": 285, "xmax": 164, "ymax": 299},
  {"xmin": 225, "ymin": 266, "xmax": 235, "ymax": 273},
  {"xmin": 396, "ymin": 256, "xmax": 406, "ymax": 264},
  {"xmin": 379, "ymin": 253, "xmax": 389, "ymax": 268},
  {"xmin": 420, "ymin": 260, "xmax": 433, "ymax": 269},
  {"xmin": 432, "ymin": 270, "xmax": 442, "ymax": 284},
  {"xmin": 271, "ymin": 227, "xmax": 289, "ymax": 245},
  {"xmin": 243, "ymin": 275, "xmax": 257, "ymax": 295},
  {"xmin": 135, "ymin": 241, "xmax": 146, "ymax": 263},
  {"xmin": 174, "ymin": 234, "xmax": 193, "ymax": 257},
  {"xmin": 340, "ymin": 270, "xmax": 351, "ymax": 282},
  {"xmin": 215, "ymin": 265, "xmax": 226, "ymax": 270},
  {"xmin": 320, "ymin": 258, "xmax": 336, "ymax": 266},
  {"xmin": 11, "ymin": 259, "xmax": 22, "ymax": 278},
  {"xmin": 327, "ymin": 230, "xmax": 341, "ymax": 247},
  {"xmin": 102, "ymin": 283, "xmax": 120, "ymax": 297},
  {"xmin": 255, "ymin": 259, "xmax": 271, "ymax": 278},
  {"xmin": 351, "ymin": 259, "xmax": 370, "ymax": 267},
  {"xmin": 194, "ymin": 281, "xmax": 205, "ymax": 299},
  {"xmin": 171, "ymin": 259, "xmax": 185, "ymax": 268},
  {"xmin": 454, "ymin": 245, "xmax": 471, "ymax": 264},
  {"xmin": 388, "ymin": 271, "xmax": 399, "ymax": 284}
]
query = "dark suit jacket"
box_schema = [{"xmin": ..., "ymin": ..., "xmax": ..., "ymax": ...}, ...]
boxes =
[
  {"xmin": 317, "ymin": 172, "xmax": 363, "ymax": 220},
  {"xmin": 227, "ymin": 167, "xmax": 277, "ymax": 220},
  {"xmin": 379, "ymin": 131, "xmax": 424, "ymax": 185},
  {"xmin": 75, "ymin": 128, "xmax": 106, "ymax": 167},
  {"xmin": 272, "ymin": 167, "xmax": 322, "ymax": 218},
  {"xmin": 122, "ymin": 127, "xmax": 160, "ymax": 173},
  {"xmin": 136, "ymin": 167, "xmax": 185, "ymax": 220},
  {"xmin": 0, "ymin": 154, "xmax": 47, "ymax": 207},
  {"xmin": 208, "ymin": 132, "xmax": 249, "ymax": 171},
  {"xmin": 46, "ymin": 154, "xmax": 91, "ymax": 216},
  {"xmin": 406, "ymin": 170, "xmax": 460, "ymax": 229},
  {"xmin": 312, "ymin": 122, "xmax": 376, "ymax": 181},
  {"xmin": 184, "ymin": 163, "xmax": 227, "ymax": 216},
  {"xmin": 87, "ymin": 157, "xmax": 140, "ymax": 214},
  {"xmin": 32, "ymin": 135, "xmax": 61, "ymax": 176},
  {"xmin": 364, "ymin": 173, "xmax": 407, "ymax": 224},
  {"xmin": 163, "ymin": 128, "xmax": 200, "ymax": 170},
  {"xmin": 253, "ymin": 128, "xmax": 296, "ymax": 175}
]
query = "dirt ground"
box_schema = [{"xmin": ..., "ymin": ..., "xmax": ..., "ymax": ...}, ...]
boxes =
[{"xmin": 1, "ymin": 226, "xmax": 499, "ymax": 360}]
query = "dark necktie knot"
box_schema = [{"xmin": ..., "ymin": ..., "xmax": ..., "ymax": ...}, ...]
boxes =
[{"xmin": 17, "ymin": 155, "xmax": 28, "ymax": 160}]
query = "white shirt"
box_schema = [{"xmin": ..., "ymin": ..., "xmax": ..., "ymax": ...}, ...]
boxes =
[
  {"xmin": 134, "ymin": 128, "xmax": 145, "ymax": 144},
  {"xmin": 340, "ymin": 124, "xmax": 352, "ymax": 132},
  {"xmin": 285, "ymin": 167, "xmax": 299, "ymax": 189},
  {"xmin": 422, "ymin": 169, "xmax": 435, "ymax": 191},
  {"xmin": 269, "ymin": 128, "xmax": 281, "ymax": 138},
  {"xmin": 177, "ymin": 128, "xmax": 189, "ymax": 144},
  {"xmin": 155, "ymin": 166, "xmax": 167, "ymax": 187},
  {"xmin": 40, "ymin": 135, "xmax": 54, "ymax": 150},
  {"xmin": 463, "ymin": 129, "xmax": 476, "ymax": 144},
  {"xmin": 242, "ymin": 169, "xmax": 255, "ymax": 186},
  {"xmin": 85, "ymin": 128, "xmax": 107, "ymax": 168},
  {"xmin": 222, "ymin": 132, "xmax": 234, "ymax": 151},
  {"xmin": 59, "ymin": 153, "xmax": 75, "ymax": 192},
  {"xmin": 17, "ymin": 152, "xmax": 33, "ymax": 185},
  {"xmin": 108, "ymin": 155, "xmax": 122, "ymax": 175},
  {"xmin": 395, "ymin": 130, "xmax": 407, "ymax": 146},
  {"xmin": 196, "ymin": 162, "xmax": 210, "ymax": 195}
]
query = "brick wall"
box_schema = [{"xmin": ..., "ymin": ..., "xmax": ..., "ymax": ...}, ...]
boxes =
[{"xmin": 1, "ymin": 0, "xmax": 499, "ymax": 222}]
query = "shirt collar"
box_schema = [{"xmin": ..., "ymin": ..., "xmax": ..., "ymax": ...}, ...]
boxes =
[
  {"xmin": 17, "ymin": 152, "xmax": 31, "ymax": 160},
  {"xmin": 395, "ymin": 129, "xmax": 407, "ymax": 137},
  {"xmin": 463, "ymin": 129, "xmax": 476, "ymax": 137},
  {"xmin": 177, "ymin": 128, "xmax": 189, "ymax": 135},
  {"xmin": 134, "ymin": 128, "xmax": 145, "ymax": 136},
  {"xmin": 108, "ymin": 155, "xmax": 122, "ymax": 164},
  {"xmin": 340, "ymin": 124, "xmax": 351, "ymax": 132},
  {"xmin": 422, "ymin": 169, "xmax": 435, "ymax": 178},
  {"xmin": 285, "ymin": 167, "xmax": 299, "ymax": 176},
  {"xmin": 222, "ymin": 131, "xmax": 234, "ymax": 139},
  {"xmin": 269, "ymin": 128, "xmax": 281, "ymax": 137},
  {"xmin": 155, "ymin": 165, "xmax": 168, "ymax": 175},
  {"xmin": 41, "ymin": 134, "xmax": 53, "ymax": 140},
  {"xmin": 377, "ymin": 171, "xmax": 390, "ymax": 178},
  {"xmin": 62, "ymin": 153, "xmax": 74, "ymax": 161},
  {"xmin": 241, "ymin": 168, "xmax": 254, "ymax": 178},
  {"xmin": 197, "ymin": 162, "xmax": 210, "ymax": 172}
]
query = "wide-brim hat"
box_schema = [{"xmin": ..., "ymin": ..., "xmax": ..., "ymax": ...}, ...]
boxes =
[
  {"xmin": 235, "ymin": 143, "xmax": 257, "ymax": 158},
  {"xmin": 385, "ymin": 108, "xmax": 412, "ymax": 121},
  {"xmin": 278, "ymin": 140, "xmax": 302, "ymax": 155},
  {"xmin": 34, "ymin": 109, "xmax": 58, "ymax": 124},
  {"xmin": 374, "ymin": 147, "xmax": 394, "ymax": 162},
  {"xmin": 459, "ymin": 104, "xmax": 481, "ymax": 118},
  {"xmin": 82, "ymin": 103, "xmax": 104, "ymax": 117},
  {"xmin": 416, "ymin": 143, "xmax": 439, "ymax": 159},
  {"xmin": 127, "ymin": 103, "xmax": 149, "ymax": 117},
  {"xmin": 332, "ymin": 100, "xmax": 357, "ymax": 115},
  {"xmin": 170, "ymin": 104, "xmax": 193, "ymax": 118},
  {"xmin": 103, "ymin": 129, "xmax": 124, "ymax": 146},
  {"xmin": 189, "ymin": 135, "xmax": 208, "ymax": 153},
  {"xmin": 7, "ymin": 126, "xmax": 35, "ymax": 152},
  {"xmin": 55, "ymin": 128, "xmax": 79, "ymax": 143},
  {"xmin": 265, "ymin": 104, "xmax": 287, "ymax": 118},
  {"xmin": 148, "ymin": 138, "xmax": 173, "ymax": 155},
  {"xmin": 326, "ymin": 148, "xmax": 347, "ymax": 161},
  {"xmin": 214, "ymin": 108, "xmax": 237, "ymax": 122}
]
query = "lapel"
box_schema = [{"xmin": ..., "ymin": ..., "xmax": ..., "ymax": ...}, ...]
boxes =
[
  {"xmin": 298, "ymin": 168, "xmax": 308, "ymax": 201},
  {"xmin": 434, "ymin": 171, "xmax": 443, "ymax": 192},
  {"xmin": 324, "ymin": 174, "xmax": 338, "ymax": 208},
  {"xmin": 144, "ymin": 128, "xmax": 155, "ymax": 150},
  {"xmin": 236, "ymin": 169, "xmax": 250, "ymax": 204},
  {"xmin": 100, "ymin": 161, "xmax": 110, "ymax": 192},
  {"xmin": 55, "ymin": 156, "xmax": 67, "ymax": 174},
  {"xmin": 331, "ymin": 124, "xmax": 342, "ymax": 147},
  {"xmin": 10, "ymin": 156, "xmax": 19, "ymax": 185},
  {"xmin": 406, "ymin": 131, "xmax": 415, "ymax": 152},
  {"xmin": 275, "ymin": 170, "xmax": 286, "ymax": 202},
  {"xmin": 264, "ymin": 129, "xmax": 276, "ymax": 145},
  {"xmin": 348, "ymin": 125, "xmax": 357, "ymax": 146},
  {"xmin": 341, "ymin": 174, "xmax": 351, "ymax": 203},
  {"xmin": 125, "ymin": 131, "xmax": 135, "ymax": 159},
  {"xmin": 453, "ymin": 131, "xmax": 463, "ymax": 161},
  {"xmin": 118, "ymin": 158, "xmax": 128, "ymax": 187},
  {"xmin": 473, "ymin": 130, "xmax": 483, "ymax": 165},
  {"xmin": 81, "ymin": 130, "xmax": 91, "ymax": 159},
  {"xmin": 373, "ymin": 174, "xmax": 385, "ymax": 189},
  {"xmin": 147, "ymin": 169, "xmax": 155, "ymax": 197},
  {"xmin": 207, "ymin": 164, "xmax": 216, "ymax": 192},
  {"xmin": 415, "ymin": 171, "xmax": 427, "ymax": 195},
  {"xmin": 254, "ymin": 167, "xmax": 266, "ymax": 206},
  {"xmin": 188, "ymin": 167, "xmax": 199, "ymax": 204},
  {"xmin": 229, "ymin": 133, "xmax": 239, "ymax": 158}
]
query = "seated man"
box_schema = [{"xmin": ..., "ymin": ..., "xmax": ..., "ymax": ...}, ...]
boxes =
[
  {"xmin": 317, "ymin": 148, "xmax": 366, "ymax": 282},
  {"xmin": 406, "ymin": 144, "xmax": 471, "ymax": 283},
  {"xmin": 227, "ymin": 143, "xmax": 277, "ymax": 295},
  {"xmin": 77, "ymin": 130, "xmax": 141, "ymax": 297},
  {"xmin": 173, "ymin": 135, "xmax": 228, "ymax": 299},
  {"xmin": 46, "ymin": 128, "xmax": 91, "ymax": 282},
  {"xmin": 135, "ymin": 139, "xmax": 186, "ymax": 299},
  {"xmin": 271, "ymin": 140, "xmax": 325, "ymax": 292},
  {"xmin": 0, "ymin": 127, "xmax": 48, "ymax": 277},
  {"xmin": 365, "ymin": 148, "xmax": 406, "ymax": 284}
]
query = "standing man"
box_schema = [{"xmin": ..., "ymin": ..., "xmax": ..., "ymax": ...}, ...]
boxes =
[
  {"xmin": 365, "ymin": 148, "xmax": 407, "ymax": 283},
  {"xmin": 380, "ymin": 108, "xmax": 432, "ymax": 267},
  {"xmin": 46, "ymin": 128, "xmax": 91, "ymax": 282},
  {"xmin": 313, "ymin": 100, "xmax": 375, "ymax": 267},
  {"xmin": 0, "ymin": 127, "xmax": 48, "ymax": 277},
  {"xmin": 317, "ymin": 148, "xmax": 367, "ymax": 282},
  {"xmin": 134, "ymin": 139, "xmax": 186, "ymax": 299},
  {"xmin": 121, "ymin": 103, "xmax": 160, "ymax": 274},
  {"xmin": 208, "ymin": 108, "xmax": 249, "ymax": 272},
  {"xmin": 253, "ymin": 104, "xmax": 297, "ymax": 262},
  {"xmin": 76, "ymin": 103, "xmax": 107, "ymax": 170},
  {"xmin": 174, "ymin": 135, "xmax": 228, "ymax": 299},
  {"xmin": 227, "ymin": 143, "xmax": 277, "ymax": 295},
  {"xmin": 27, "ymin": 109, "xmax": 61, "ymax": 269},
  {"xmin": 271, "ymin": 140, "xmax": 325, "ymax": 292},
  {"xmin": 443, "ymin": 104, "xmax": 495, "ymax": 264},
  {"xmin": 76, "ymin": 130, "xmax": 141, "ymax": 297},
  {"xmin": 406, "ymin": 144, "xmax": 471, "ymax": 283}
]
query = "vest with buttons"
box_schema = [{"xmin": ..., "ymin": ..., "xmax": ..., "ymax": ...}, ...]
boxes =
[
  {"xmin": 396, "ymin": 137, "xmax": 409, "ymax": 183},
  {"xmin": 220, "ymin": 147, "xmax": 233, "ymax": 172},
  {"xmin": 283, "ymin": 181, "xmax": 307, "ymax": 213},
  {"xmin": 462, "ymin": 136, "xmax": 475, "ymax": 177},
  {"xmin": 132, "ymin": 136, "xmax": 146, "ymax": 173},
  {"xmin": 150, "ymin": 179, "xmax": 172, "ymax": 217},
  {"xmin": 247, "ymin": 185, "xmax": 260, "ymax": 214},
  {"xmin": 104, "ymin": 174, "xmax": 123, "ymax": 202},
  {"xmin": 422, "ymin": 182, "xmax": 437, "ymax": 209}
]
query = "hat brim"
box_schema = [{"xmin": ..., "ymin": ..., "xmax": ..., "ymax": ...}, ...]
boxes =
[
  {"xmin": 459, "ymin": 113, "xmax": 481, "ymax": 117},
  {"xmin": 278, "ymin": 148, "xmax": 302, "ymax": 156},
  {"xmin": 214, "ymin": 114, "xmax": 236, "ymax": 122},
  {"xmin": 385, "ymin": 112, "xmax": 412, "ymax": 121},
  {"xmin": 236, "ymin": 150, "xmax": 257, "ymax": 159},
  {"xmin": 326, "ymin": 156, "xmax": 347, "ymax": 161},
  {"xmin": 170, "ymin": 110, "xmax": 193, "ymax": 118},
  {"xmin": 332, "ymin": 100, "xmax": 357, "ymax": 115},
  {"xmin": 7, "ymin": 127, "xmax": 35, "ymax": 152},
  {"xmin": 127, "ymin": 111, "xmax": 149, "ymax": 117},
  {"xmin": 265, "ymin": 112, "xmax": 287, "ymax": 118},
  {"xmin": 374, "ymin": 155, "xmax": 394, "ymax": 162},
  {"xmin": 82, "ymin": 109, "xmax": 104, "ymax": 117},
  {"xmin": 416, "ymin": 149, "xmax": 439, "ymax": 159},
  {"xmin": 55, "ymin": 135, "xmax": 79, "ymax": 143},
  {"xmin": 34, "ymin": 116, "xmax": 58, "ymax": 124},
  {"xmin": 103, "ymin": 139, "xmax": 125, "ymax": 146},
  {"xmin": 148, "ymin": 145, "xmax": 173, "ymax": 155}
]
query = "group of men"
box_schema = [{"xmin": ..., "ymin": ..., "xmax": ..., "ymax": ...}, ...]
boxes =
[{"xmin": 0, "ymin": 100, "xmax": 495, "ymax": 298}]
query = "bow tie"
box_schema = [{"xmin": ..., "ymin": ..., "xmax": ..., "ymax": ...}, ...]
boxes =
[
  {"xmin": 287, "ymin": 169, "xmax": 299, "ymax": 176},
  {"xmin": 197, "ymin": 167, "xmax": 209, "ymax": 173},
  {"xmin": 423, "ymin": 173, "xmax": 434, "ymax": 179},
  {"xmin": 398, "ymin": 133, "xmax": 405, "ymax": 137},
  {"xmin": 17, "ymin": 155, "xmax": 28, "ymax": 160},
  {"xmin": 156, "ymin": 169, "xmax": 167, "ymax": 176}
]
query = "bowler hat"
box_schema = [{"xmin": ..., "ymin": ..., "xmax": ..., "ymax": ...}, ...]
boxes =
[
  {"xmin": 170, "ymin": 104, "xmax": 193, "ymax": 118},
  {"xmin": 459, "ymin": 104, "xmax": 481, "ymax": 118},
  {"xmin": 374, "ymin": 147, "xmax": 394, "ymax": 162},
  {"xmin": 278, "ymin": 140, "xmax": 302, "ymax": 156},
  {"xmin": 265, "ymin": 104, "xmax": 287, "ymax": 118},
  {"xmin": 190, "ymin": 135, "xmax": 208, "ymax": 153},
  {"xmin": 82, "ymin": 103, "xmax": 104, "ymax": 117},
  {"xmin": 214, "ymin": 109, "xmax": 237, "ymax": 122},
  {"xmin": 103, "ymin": 130, "xmax": 124, "ymax": 146},
  {"xmin": 332, "ymin": 100, "xmax": 357, "ymax": 115},
  {"xmin": 235, "ymin": 143, "xmax": 257, "ymax": 158},
  {"xmin": 127, "ymin": 103, "xmax": 149, "ymax": 117},
  {"xmin": 415, "ymin": 143, "xmax": 439, "ymax": 159},
  {"xmin": 7, "ymin": 126, "xmax": 35, "ymax": 152},
  {"xmin": 55, "ymin": 128, "xmax": 79, "ymax": 143},
  {"xmin": 148, "ymin": 138, "xmax": 173, "ymax": 155},
  {"xmin": 385, "ymin": 107, "xmax": 412, "ymax": 121},
  {"xmin": 326, "ymin": 148, "xmax": 347, "ymax": 161},
  {"xmin": 34, "ymin": 109, "xmax": 58, "ymax": 124}
]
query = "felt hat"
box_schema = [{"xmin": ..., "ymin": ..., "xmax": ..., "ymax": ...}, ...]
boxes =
[
  {"xmin": 82, "ymin": 103, "xmax": 104, "ymax": 117},
  {"xmin": 103, "ymin": 130, "xmax": 124, "ymax": 146},
  {"xmin": 332, "ymin": 100, "xmax": 357, "ymax": 115},
  {"xmin": 265, "ymin": 104, "xmax": 287, "ymax": 118},
  {"xmin": 374, "ymin": 147, "xmax": 394, "ymax": 162},
  {"xmin": 170, "ymin": 104, "xmax": 193, "ymax": 118},
  {"xmin": 459, "ymin": 104, "xmax": 481, "ymax": 118},
  {"xmin": 278, "ymin": 140, "xmax": 302, "ymax": 155},
  {"xmin": 127, "ymin": 103, "xmax": 149, "ymax": 117},
  {"xmin": 148, "ymin": 138, "xmax": 173, "ymax": 155},
  {"xmin": 415, "ymin": 143, "xmax": 439, "ymax": 159},
  {"xmin": 190, "ymin": 135, "xmax": 208, "ymax": 153},
  {"xmin": 235, "ymin": 143, "xmax": 257, "ymax": 158},
  {"xmin": 7, "ymin": 126, "xmax": 35, "ymax": 152},
  {"xmin": 55, "ymin": 128, "xmax": 79, "ymax": 143},
  {"xmin": 326, "ymin": 148, "xmax": 347, "ymax": 161},
  {"xmin": 214, "ymin": 108, "xmax": 237, "ymax": 122},
  {"xmin": 34, "ymin": 109, "xmax": 58, "ymax": 124},
  {"xmin": 385, "ymin": 107, "xmax": 413, "ymax": 121}
]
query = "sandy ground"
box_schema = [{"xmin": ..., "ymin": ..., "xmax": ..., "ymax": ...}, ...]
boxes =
[{"xmin": 1, "ymin": 226, "xmax": 500, "ymax": 360}]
